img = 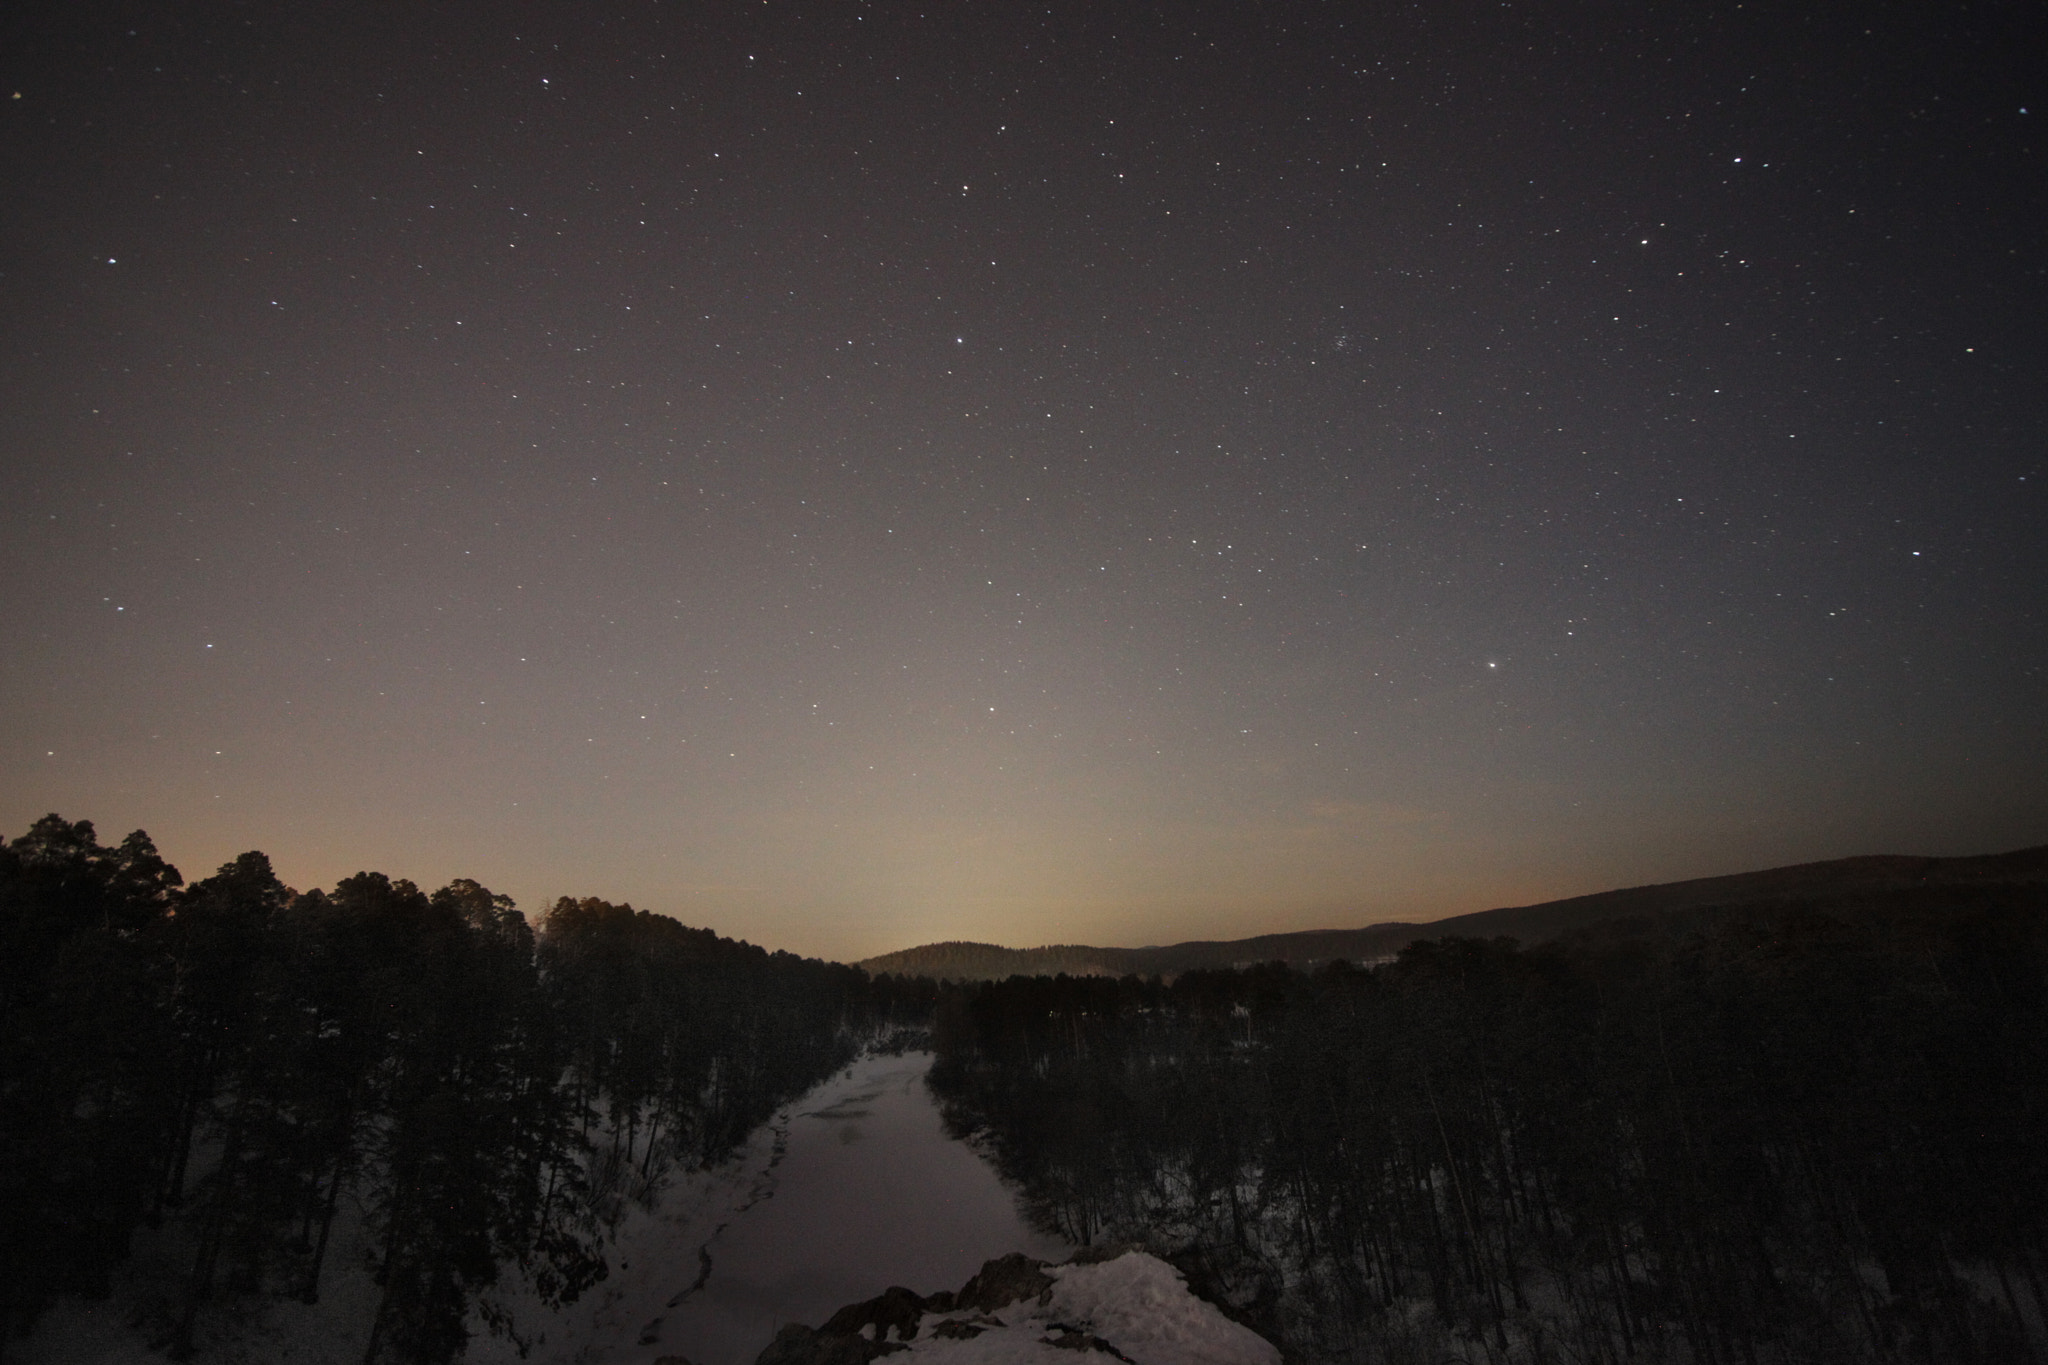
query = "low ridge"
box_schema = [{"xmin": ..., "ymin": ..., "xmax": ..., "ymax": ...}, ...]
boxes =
[{"xmin": 857, "ymin": 843, "xmax": 2048, "ymax": 980}]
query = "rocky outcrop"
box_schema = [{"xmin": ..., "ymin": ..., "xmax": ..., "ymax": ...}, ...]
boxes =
[
  {"xmin": 755, "ymin": 1323, "xmax": 882, "ymax": 1365},
  {"xmin": 752, "ymin": 1248, "xmax": 1279, "ymax": 1365},
  {"xmin": 948, "ymin": 1251, "xmax": 1057, "ymax": 1313},
  {"xmin": 819, "ymin": 1284, "xmax": 933, "ymax": 1343}
]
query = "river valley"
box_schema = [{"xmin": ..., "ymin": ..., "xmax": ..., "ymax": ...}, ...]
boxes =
[{"xmin": 487, "ymin": 1050, "xmax": 1068, "ymax": 1365}]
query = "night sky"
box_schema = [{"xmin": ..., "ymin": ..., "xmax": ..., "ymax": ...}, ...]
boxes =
[{"xmin": 4, "ymin": 1, "xmax": 2043, "ymax": 961}]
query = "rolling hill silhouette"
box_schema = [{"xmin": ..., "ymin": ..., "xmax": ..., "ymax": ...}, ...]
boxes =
[{"xmin": 857, "ymin": 844, "xmax": 2048, "ymax": 980}]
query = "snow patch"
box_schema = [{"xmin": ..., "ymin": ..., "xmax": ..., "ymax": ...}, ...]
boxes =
[{"xmin": 877, "ymin": 1252, "xmax": 1279, "ymax": 1365}]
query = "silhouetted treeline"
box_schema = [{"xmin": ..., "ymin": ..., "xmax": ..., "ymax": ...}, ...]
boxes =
[
  {"xmin": 0, "ymin": 815, "xmax": 909, "ymax": 1364},
  {"xmin": 929, "ymin": 888, "xmax": 2048, "ymax": 1364}
]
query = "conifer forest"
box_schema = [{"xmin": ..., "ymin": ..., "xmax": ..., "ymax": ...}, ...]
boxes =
[
  {"xmin": 6, "ymin": 812, "xmax": 2047, "ymax": 1364},
  {"xmin": 0, "ymin": 815, "xmax": 920, "ymax": 1364},
  {"xmin": 929, "ymin": 890, "xmax": 2048, "ymax": 1364}
]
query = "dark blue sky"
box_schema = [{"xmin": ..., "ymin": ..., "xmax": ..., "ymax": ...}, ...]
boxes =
[{"xmin": 4, "ymin": 0, "xmax": 2043, "ymax": 958}]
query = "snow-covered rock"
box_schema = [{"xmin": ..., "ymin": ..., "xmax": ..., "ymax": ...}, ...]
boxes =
[{"xmin": 752, "ymin": 1249, "xmax": 1281, "ymax": 1365}]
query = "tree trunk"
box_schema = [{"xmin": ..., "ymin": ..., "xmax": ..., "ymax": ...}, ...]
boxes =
[
  {"xmin": 303, "ymin": 1083, "xmax": 359, "ymax": 1302},
  {"xmin": 172, "ymin": 1083, "xmax": 248, "ymax": 1360},
  {"xmin": 302, "ymin": 1153, "xmax": 350, "ymax": 1303}
]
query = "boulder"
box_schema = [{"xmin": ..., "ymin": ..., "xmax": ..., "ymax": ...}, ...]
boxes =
[
  {"xmin": 752, "ymin": 1247, "xmax": 1278, "ymax": 1365},
  {"xmin": 750, "ymin": 1253, "xmax": 1046, "ymax": 1365},
  {"xmin": 752, "ymin": 1322, "xmax": 884, "ymax": 1365},
  {"xmin": 952, "ymin": 1251, "xmax": 1054, "ymax": 1312},
  {"xmin": 820, "ymin": 1285, "xmax": 930, "ymax": 1343}
]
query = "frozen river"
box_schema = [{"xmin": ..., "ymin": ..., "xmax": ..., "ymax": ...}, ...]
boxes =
[
  {"xmin": 18, "ymin": 1051, "xmax": 1064, "ymax": 1365},
  {"xmin": 493, "ymin": 1050, "xmax": 1069, "ymax": 1365}
]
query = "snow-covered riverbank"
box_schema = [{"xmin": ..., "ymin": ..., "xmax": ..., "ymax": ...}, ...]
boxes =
[
  {"xmin": 473, "ymin": 1050, "xmax": 1067, "ymax": 1365},
  {"xmin": 18, "ymin": 1052, "xmax": 1060, "ymax": 1365}
]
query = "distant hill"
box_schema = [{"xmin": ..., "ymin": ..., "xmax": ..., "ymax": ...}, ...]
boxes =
[
  {"xmin": 855, "ymin": 941, "xmax": 1131, "ymax": 981},
  {"xmin": 856, "ymin": 844, "xmax": 2048, "ymax": 981}
]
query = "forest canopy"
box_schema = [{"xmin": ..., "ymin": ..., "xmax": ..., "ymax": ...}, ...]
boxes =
[
  {"xmin": 929, "ymin": 886, "xmax": 2048, "ymax": 1364},
  {"xmin": 10, "ymin": 812, "xmax": 2045, "ymax": 1365},
  {"xmin": 0, "ymin": 814, "xmax": 919, "ymax": 1364}
]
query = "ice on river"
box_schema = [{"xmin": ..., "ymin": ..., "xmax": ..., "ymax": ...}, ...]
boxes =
[
  {"xmin": 14, "ymin": 1052, "xmax": 1064, "ymax": 1365},
  {"xmin": 487, "ymin": 1050, "xmax": 1068, "ymax": 1365}
]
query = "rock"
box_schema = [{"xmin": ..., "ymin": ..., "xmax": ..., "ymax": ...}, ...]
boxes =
[
  {"xmin": 953, "ymin": 1251, "xmax": 1054, "ymax": 1311},
  {"xmin": 753, "ymin": 1323, "xmax": 875, "ymax": 1365},
  {"xmin": 753, "ymin": 1248, "xmax": 1279, "ymax": 1365},
  {"xmin": 748, "ymin": 1254, "xmax": 1047, "ymax": 1364},
  {"xmin": 1042, "ymin": 1322, "xmax": 1138, "ymax": 1360},
  {"xmin": 820, "ymin": 1284, "xmax": 929, "ymax": 1342},
  {"xmin": 746, "ymin": 1254, "xmax": 1073, "ymax": 1365}
]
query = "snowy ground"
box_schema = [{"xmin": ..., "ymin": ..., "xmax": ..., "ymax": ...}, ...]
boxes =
[
  {"xmin": 497, "ymin": 1052, "xmax": 1066, "ymax": 1365},
  {"xmin": 17, "ymin": 1052, "xmax": 1062, "ymax": 1365},
  {"xmin": 878, "ymin": 1252, "xmax": 1281, "ymax": 1365},
  {"xmin": 14, "ymin": 1165, "xmax": 388, "ymax": 1365}
]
